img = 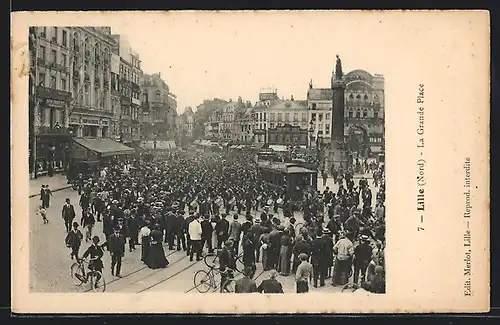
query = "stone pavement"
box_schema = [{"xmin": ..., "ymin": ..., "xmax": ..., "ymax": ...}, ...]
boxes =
[{"xmin": 29, "ymin": 174, "xmax": 72, "ymax": 198}]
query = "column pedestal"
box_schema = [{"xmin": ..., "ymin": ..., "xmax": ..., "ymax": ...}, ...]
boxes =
[{"xmin": 325, "ymin": 140, "xmax": 349, "ymax": 171}]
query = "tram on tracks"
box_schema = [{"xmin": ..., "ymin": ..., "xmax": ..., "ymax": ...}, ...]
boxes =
[{"xmin": 257, "ymin": 160, "xmax": 318, "ymax": 203}]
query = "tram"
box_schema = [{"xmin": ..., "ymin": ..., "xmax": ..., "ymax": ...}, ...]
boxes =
[{"xmin": 257, "ymin": 160, "xmax": 318, "ymax": 203}]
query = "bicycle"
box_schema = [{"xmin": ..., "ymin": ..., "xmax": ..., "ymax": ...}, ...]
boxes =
[
  {"xmin": 204, "ymin": 249, "xmax": 245, "ymax": 275},
  {"xmin": 193, "ymin": 266, "xmax": 235, "ymax": 293},
  {"xmin": 70, "ymin": 257, "xmax": 106, "ymax": 292}
]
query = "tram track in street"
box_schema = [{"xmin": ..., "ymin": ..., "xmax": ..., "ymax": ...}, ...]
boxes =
[
  {"xmin": 137, "ymin": 257, "xmax": 204, "ymax": 293},
  {"xmin": 83, "ymin": 250, "xmax": 179, "ymax": 293}
]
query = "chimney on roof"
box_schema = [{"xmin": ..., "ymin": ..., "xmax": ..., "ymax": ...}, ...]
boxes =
[
  {"xmin": 291, "ymin": 95, "xmax": 294, "ymax": 101},
  {"xmin": 159, "ymin": 72, "xmax": 161, "ymax": 79}
]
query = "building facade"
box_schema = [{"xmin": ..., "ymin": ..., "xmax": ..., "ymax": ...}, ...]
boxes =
[
  {"xmin": 233, "ymin": 105, "xmax": 254, "ymax": 143},
  {"xmin": 68, "ymin": 27, "xmax": 114, "ymax": 138},
  {"xmin": 29, "ymin": 26, "xmax": 74, "ymax": 176},
  {"xmin": 140, "ymin": 73, "xmax": 172, "ymax": 140},
  {"xmin": 252, "ymin": 88, "xmax": 280, "ymax": 143},
  {"xmin": 342, "ymin": 70, "xmax": 385, "ymax": 157},
  {"xmin": 306, "ymin": 83, "xmax": 333, "ymax": 145},
  {"xmin": 306, "ymin": 69, "xmax": 385, "ymax": 157},
  {"xmin": 112, "ymin": 34, "xmax": 143, "ymax": 144},
  {"xmin": 267, "ymin": 124, "xmax": 308, "ymax": 146}
]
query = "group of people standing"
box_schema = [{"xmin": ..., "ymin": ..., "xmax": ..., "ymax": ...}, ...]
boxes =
[{"xmin": 42, "ymin": 147, "xmax": 385, "ymax": 294}]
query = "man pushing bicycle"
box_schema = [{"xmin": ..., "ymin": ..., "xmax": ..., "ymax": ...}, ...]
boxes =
[
  {"xmin": 218, "ymin": 239, "xmax": 236, "ymax": 293},
  {"xmin": 79, "ymin": 236, "xmax": 104, "ymax": 283}
]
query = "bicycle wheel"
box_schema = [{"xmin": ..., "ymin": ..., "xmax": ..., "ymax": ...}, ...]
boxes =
[
  {"xmin": 193, "ymin": 270, "xmax": 212, "ymax": 293},
  {"xmin": 204, "ymin": 253, "xmax": 219, "ymax": 269},
  {"xmin": 235, "ymin": 254, "xmax": 245, "ymax": 274},
  {"xmin": 90, "ymin": 271, "xmax": 106, "ymax": 293},
  {"xmin": 222, "ymin": 278, "xmax": 235, "ymax": 293},
  {"xmin": 70, "ymin": 263, "xmax": 85, "ymax": 286}
]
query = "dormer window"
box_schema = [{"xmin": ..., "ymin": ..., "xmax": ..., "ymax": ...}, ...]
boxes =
[
  {"xmin": 364, "ymin": 94, "xmax": 368, "ymax": 101},
  {"xmin": 349, "ymin": 93, "xmax": 354, "ymax": 100}
]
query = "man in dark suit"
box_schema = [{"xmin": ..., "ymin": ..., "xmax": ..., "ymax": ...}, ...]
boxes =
[
  {"xmin": 235, "ymin": 266, "xmax": 258, "ymax": 293},
  {"xmin": 311, "ymin": 229, "xmax": 327, "ymax": 287},
  {"xmin": 215, "ymin": 213, "xmax": 229, "ymax": 249},
  {"xmin": 257, "ymin": 269, "xmax": 284, "ymax": 293},
  {"xmin": 107, "ymin": 227, "xmax": 126, "ymax": 277},
  {"xmin": 62, "ymin": 198, "xmax": 76, "ymax": 232},
  {"xmin": 200, "ymin": 215, "xmax": 214, "ymax": 254}
]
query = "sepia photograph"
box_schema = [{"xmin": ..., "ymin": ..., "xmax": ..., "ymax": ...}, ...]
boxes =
[
  {"xmin": 12, "ymin": 11, "xmax": 489, "ymax": 313},
  {"xmin": 28, "ymin": 24, "xmax": 385, "ymax": 294}
]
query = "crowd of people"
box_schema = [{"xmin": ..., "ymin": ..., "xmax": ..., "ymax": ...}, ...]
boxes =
[{"xmin": 43, "ymin": 148, "xmax": 385, "ymax": 293}]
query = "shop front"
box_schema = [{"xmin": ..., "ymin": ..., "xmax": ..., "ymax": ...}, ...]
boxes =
[
  {"xmin": 68, "ymin": 137, "xmax": 135, "ymax": 181},
  {"xmin": 68, "ymin": 113, "xmax": 112, "ymax": 138},
  {"xmin": 32, "ymin": 86, "xmax": 72, "ymax": 177}
]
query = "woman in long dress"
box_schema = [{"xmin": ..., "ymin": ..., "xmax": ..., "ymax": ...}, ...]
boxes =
[{"xmin": 146, "ymin": 224, "xmax": 169, "ymax": 269}]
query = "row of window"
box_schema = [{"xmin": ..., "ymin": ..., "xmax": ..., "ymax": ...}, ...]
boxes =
[
  {"xmin": 348, "ymin": 110, "xmax": 379, "ymax": 119},
  {"xmin": 38, "ymin": 46, "xmax": 69, "ymax": 68},
  {"xmin": 120, "ymin": 64, "xmax": 140, "ymax": 85},
  {"xmin": 369, "ymin": 137, "xmax": 383, "ymax": 143},
  {"xmin": 39, "ymin": 27, "xmax": 69, "ymax": 47}
]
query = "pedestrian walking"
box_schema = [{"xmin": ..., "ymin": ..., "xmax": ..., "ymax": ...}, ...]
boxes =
[
  {"xmin": 62, "ymin": 198, "xmax": 76, "ymax": 233},
  {"xmin": 65, "ymin": 222, "xmax": 83, "ymax": 260},
  {"xmin": 106, "ymin": 227, "xmax": 126, "ymax": 277}
]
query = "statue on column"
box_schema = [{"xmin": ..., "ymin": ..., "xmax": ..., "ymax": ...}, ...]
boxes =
[{"xmin": 335, "ymin": 54, "xmax": 343, "ymax": 80}]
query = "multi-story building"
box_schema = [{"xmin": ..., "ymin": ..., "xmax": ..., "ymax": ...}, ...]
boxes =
[
  {"xmin": 109, "ymin": 51, "xmax": 121, "ymax": 141},
  {"xmin": 264, "ymin": 99, "xmax": 309, "ymax": 147},
  {"xmin": 179, "ymin": 106, "xmax": 195, "ymax": 137},
  {"xmin": 140, "ymin": 73, "xmax": 172, "ymax": 140},
  {"xmin": 29, "ymin": 26, "xmax": 74, "ymax": 176},
  {"xmin": 166, "ymin": 92, "xmax": 178, "ymax": 138},
  {"xmin": 201, "ymin": 98, "xmax": 230, "ymax": 140},
  {"xmin": 220, "ymin": 98, "xmax": 246, "ymax": 141},
  {"xmin": 252, "ymin": 88, "xmax": 280, "ymax": 143},
  {"xmin": 306, "ymin": 70, "xmax": 385, "ymax": 157},
  {"xmin": 68, "ymin": 27, "xmax": 114, "ymax": 138},
  {"xmin": 233, "ymin": 104, "xmax": 254, "ymax": 143},
  {"xmin": 112, "ymin": 34, "xmax": 143, "ymax": 144},
  {"xmin": 306, "ymin": 82, "xmax": 333, "ymax": 145},
  {"xmin": 342, "ymin": 69, "xmax": 385, "ymax": 157}
]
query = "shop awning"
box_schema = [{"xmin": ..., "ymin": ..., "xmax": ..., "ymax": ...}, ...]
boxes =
[
  {"xmin": 194, "ymin": 140, "xmax": 201, "ymax": 144},
  {"xmin": 287, "ymin": 166, "xmax": 317, "ymax": 174},
  {"xmin": 72, "ymin": 138, "xmax": 134, "ymax": 157},
  {"xmin": 370, "ymin": 146, "xmax": 383, "ymax": 153},
  {"xmin": 269, "ymin": 145, "xmax": 288, "ymax": 152},
  {"xmin": 143, "ymin": 140, "xmax": 177, "ymax": 150}
]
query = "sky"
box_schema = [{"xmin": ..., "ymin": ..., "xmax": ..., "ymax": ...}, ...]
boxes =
[{"xmin": 108, "ymin": 11, "xmax": 401, "ymax": 114}]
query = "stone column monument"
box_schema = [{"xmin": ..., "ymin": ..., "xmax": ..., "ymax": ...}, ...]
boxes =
[{"xmin": 326, "ymin": 55, "xmax": 349, "ymax": 170}]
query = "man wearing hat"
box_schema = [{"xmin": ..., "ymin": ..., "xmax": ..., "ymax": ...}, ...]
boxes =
[
  {"xmin": 81, "ymin": 235, "xmax": 104, "ymax": 278},
  {"xmin": 62, "ymin": 198, "xmax": 76, "ymax": 233},
  {"xmin": 353, "ymin": 235, "xmax": 372, "ymax": 285},
  {"xmin": 332, "ymin": 231, "xmax": 354, "ymax": 286},
  {"xmin": 188, "ymin": 213, "xmax": 203, "ymax": 261},
  {"xmin": 295, "ymin": 253, "xmax": 313, "ymax": 293},
  {"xmin": 107, "ymin": 227, "xmax": 126, "ymax": 277},
  {"xmin": 65, "ymin": 221, "xmax": 84, "ymax": 260},
  {"xmin": 311, "ymin": 229, "xmax": 328, "ymax": 287}
]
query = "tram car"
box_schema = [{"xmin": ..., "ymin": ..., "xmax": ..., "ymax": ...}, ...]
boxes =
[{"xmin": 257, "ymin": 160, "xmax": 318, "ymax": 203}]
